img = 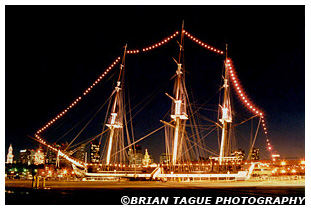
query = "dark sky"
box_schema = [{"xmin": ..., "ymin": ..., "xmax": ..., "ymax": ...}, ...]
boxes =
[{"xmin": 5, "ymin": 5, "xmax": 305, "ymax": 161}]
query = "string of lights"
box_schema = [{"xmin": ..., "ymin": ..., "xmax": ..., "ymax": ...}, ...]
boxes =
[
  {"xmin": 125, "ymin": 31, "xmax": 180, "ymax": 54},
  {"xmin": 35, "ymin": 57, "xmax": 121, "ymax": 136},
  {"xmin": 183, "ymin": 30, "xmax": 224, "ymax": 55},
  {"xmin": 34, "ymin": 56, "xmax": 122, "ymax": 164},
  {"xmin": 141, "ymin": 31, "xmax": 179, "ymax": 52},
  {"xmin": 226, "ymin": 58, "xmax": 274, "ymax": 153}
]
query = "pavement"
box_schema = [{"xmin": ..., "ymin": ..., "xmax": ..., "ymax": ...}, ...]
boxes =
[{"xmin": 5, "ymin": 179, "xmax": 305, "ymax": 189}]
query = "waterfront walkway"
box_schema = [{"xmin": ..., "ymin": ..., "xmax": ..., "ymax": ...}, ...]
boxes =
[{"xmin": 5, "ymin": 179, "xmax": 305, "ymax": 189}]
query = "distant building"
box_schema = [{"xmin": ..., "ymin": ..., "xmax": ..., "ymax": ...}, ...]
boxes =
[
  {"xmin": 149, "ymin": 154, "xmax": 154, "ymax": 164},
  {"xmin": 231, "ymin": 149, "xmax": 245, "ymax": 160},
  {"xmin": 250, "ymin": 148, "xmax": 259, "ymax": 160},
  {"xmin": 134, "ymin": 145, "xmax": 142, "ymax": 152},
  {"xmin": 159, "ymin": 153, "xmax": 171, "ymax": 164},
  {"xmin": 90, "ymin": 141, "xmax": 100, "ymax": 164},
  {"xmin": 60, "ymin": 142, "xmax": 69, "ymax": 150},
  {"xmin": 19, "ymin": 149, "xmax": 35, "ymax": 165},
  {"xmin": 19, "ymin": 149, "xmax": 28, "ymax": 164},
  {"xmin": 49, "ymin": 143, "xmax": 66, "ymax": 165},
  {"xmin": 75, "ymin": 144, "xmax": 86, "ymax": 162},
  {"xmin": 34, "ymin": 147, "xmax": 46, "ymax": 165},
  {"xmin": 128, "ymin": 145, "xmax": 143, "ymax": 166},
  {"xmin": 142, "ymin": 149, "xmax": 151, "ymax": 166},
  {"xmin": 272, "ymin": 154, "xmax": 280, "ymax": 161},
  {"xmin": 6, "ymin": 144, "xmax": 14, "ymax": 164},
  {"xmin": 47, "ymin": 148, "xmax": 57, "ymax": 164}
]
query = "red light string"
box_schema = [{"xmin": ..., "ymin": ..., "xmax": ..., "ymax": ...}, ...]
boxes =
[
  {"xmin": 141, "ymin": 31, "xmax": 179, "ymax": 52},
  {"xmin": 226, "ymin": 58, "xmax": 274, "ymax": 153},
  {"xmin": 34, "ymin": 57, "xmax": 122, "ymax": 164},
  {"xmin": 183, "ymin": 30, "xmax": 224, "ymax": 55},
  {"xmin": 126, "ymin": 31, "xmax": 180, "ymax": 54},
  {"xmin": 35, "ymin": 57, "xmax": 121, "ymax": 136}
]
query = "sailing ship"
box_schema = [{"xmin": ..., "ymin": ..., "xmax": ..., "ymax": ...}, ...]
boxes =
[{"xmin": 36, "ymin": 24, "xmax": 262, "ymax": 181}]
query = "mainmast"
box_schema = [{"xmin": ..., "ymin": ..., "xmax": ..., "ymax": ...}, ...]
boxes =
[
  {"xmin": 219, "ymin": 44, "xmax": 232, "ymax": 165},
  {"xmin": 105, "ymin": 45, "xmax": 127, "ymax": 166},
  {"xmin": 169, "ymin": 22, "xmax": 188, "ymax": 165}
]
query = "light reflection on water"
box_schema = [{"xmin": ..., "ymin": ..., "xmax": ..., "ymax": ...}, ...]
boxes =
[{"xmin": 5, "ymin": 186, "xmax": 305, "ymax": 205}]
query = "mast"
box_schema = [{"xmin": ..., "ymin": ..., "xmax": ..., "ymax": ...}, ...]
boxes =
[
  {"xmin": 219, "ymin": 44, "xmax": 232, "ymax": 165},
  {"xmin": 105, "ymin": 45, "xmax": 127, "ymax": 166},
  {"xmin": 170, "ymin": 21, "xmax": 188, "ymax": 165}
]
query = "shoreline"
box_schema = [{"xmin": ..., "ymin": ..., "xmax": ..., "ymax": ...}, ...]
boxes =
[
  {"xmin": 6, "ymin": 180, "xmax": 305, "ymax": 205},
  {"xmin": 5, "ymin": 179, "xmax": 305, "ymax": 189}
]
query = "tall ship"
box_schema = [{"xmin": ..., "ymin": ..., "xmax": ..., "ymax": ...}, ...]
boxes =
[{"xmin": 34, "ymin": 24, "xmax": 269, "ymax": 181}]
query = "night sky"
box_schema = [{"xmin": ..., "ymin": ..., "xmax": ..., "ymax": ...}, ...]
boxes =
[{"xmin": 5, "ymin": 5, "xmax": 305, "ymax": 162}]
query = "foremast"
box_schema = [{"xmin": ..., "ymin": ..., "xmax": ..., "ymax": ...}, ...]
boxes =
[
  {"xmin": 105, "ymin": 45, "xmax": 127, "ymax": 166},
  {"xmin": 219, "ymin": 45, "xmax": 232, "ymax": 165},
  {"xmin": 170, "ymin": 23, "xmax": 188, "ymax": 165}
]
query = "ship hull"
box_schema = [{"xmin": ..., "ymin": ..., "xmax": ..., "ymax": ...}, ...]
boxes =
[{"xmin": 82, "ymin": 166, "xmax": 251, "ymax": 181}]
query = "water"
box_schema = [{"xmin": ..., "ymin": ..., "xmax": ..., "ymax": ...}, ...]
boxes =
[{"xmin": 5, "ymin": 185, "xmax": 305, "ymax": 205}]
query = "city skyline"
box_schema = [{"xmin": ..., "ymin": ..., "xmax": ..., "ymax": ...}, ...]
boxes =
[{"xmin": 5, "ymin": 6, "xmax": 305, "ymax": 162}]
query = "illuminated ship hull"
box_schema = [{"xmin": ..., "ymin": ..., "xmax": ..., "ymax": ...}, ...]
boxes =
[{"xmin": 76, "ymin": 163, "xmax": 255, "ymax": 181}]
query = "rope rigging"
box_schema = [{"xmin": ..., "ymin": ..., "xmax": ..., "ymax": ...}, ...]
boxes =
[{"xmin": 32, "ymin": 27, "xmax": 276, "ymax": 167}]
